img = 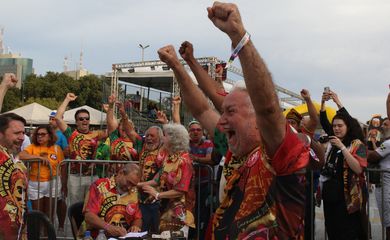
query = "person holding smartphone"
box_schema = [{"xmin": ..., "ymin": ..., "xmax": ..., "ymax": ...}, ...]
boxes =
[{"xmin": 319, "ymin": 113, "xmax": 367, "ymax": 239}]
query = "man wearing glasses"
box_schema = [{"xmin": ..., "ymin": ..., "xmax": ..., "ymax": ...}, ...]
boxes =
[{"xmin": 55, "ymin": 93, "xmax": 107, "ymax": 204}]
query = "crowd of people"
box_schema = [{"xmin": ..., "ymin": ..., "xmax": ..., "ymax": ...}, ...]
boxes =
[{"xmin": 0, "ymin": 2, "xmax": 389, "ymax": 240}]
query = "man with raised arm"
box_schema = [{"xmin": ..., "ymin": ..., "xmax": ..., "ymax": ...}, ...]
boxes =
[
  {"xmin": 157, "ymin": 2, "xmax": 309, "ymax": 239},
  {"xmin": 55, "ymin": 93, "xmax": 107, "ymax": 204}
]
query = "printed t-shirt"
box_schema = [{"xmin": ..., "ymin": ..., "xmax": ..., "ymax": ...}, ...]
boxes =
[
  {"xmin": 23, "ymin": 144, "xmax": 64, "ymax": 181},
  {"xmin": 84, "ymin": 176, "xmax": 142, "ymax": 236},
  {"xmin": 139, "ymin": 147, "xmax": 165, "ymax": 203},
  {"xmin": 190, "ymin": 139, "xmax": 214, "ymax": 179},
  {"xmin": 64, "ymin": 127, "xmax": 104, "ymax": 173},
  {"xmin": 154, "ymin": 151, "xmax": 195, "ymax": 231},
  {"xmin": 0, "ymin": 145, "xmax": 28, "ymax": 240},
  {"xmin": 109, "ymin": 129, "xmax": 138, "ymax": 161},
  {"xmin": 55, "ymin": 129, "xmax": 68, "ymax": 151},
  {"xmin": 212, "ymin": 124, "xmax": 309, "ymax": 240}
]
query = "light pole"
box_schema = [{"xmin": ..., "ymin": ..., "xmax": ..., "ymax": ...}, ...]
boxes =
[{"xmin": 139, "ymin": 44, "xmax": 150, "ymax": 63}]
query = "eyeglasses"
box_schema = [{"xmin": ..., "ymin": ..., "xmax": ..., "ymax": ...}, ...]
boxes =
[
  {"xmin": 37, "ymin": 133, "xmax": 48, "ymax": 137},
  {"xmin": 190, "ymin": 128, "xmax": 202, "ymax": 132},
  {"xmin": 78, "ymin": 117, "xmax": 90, "ymax": 121}
]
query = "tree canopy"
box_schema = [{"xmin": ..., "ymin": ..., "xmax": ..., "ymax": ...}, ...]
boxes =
[{"xmin": 2, "ymin": 72, "xmax": 110, "ymax": 112}]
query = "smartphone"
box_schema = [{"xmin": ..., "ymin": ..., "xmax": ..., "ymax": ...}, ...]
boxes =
[
  {"xmin": 324, "ymin": 87, "xmax": 330, "ymax": 93},
  {"xmin": 318, "ymin": 135, "xmax": 329, "ymax": 143}
]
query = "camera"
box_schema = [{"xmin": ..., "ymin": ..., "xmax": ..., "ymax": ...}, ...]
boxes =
[
  {"xmin": 318, "ymin": 135, "xmax": 329, "ymax": 143},
  {"xmin": 321, "ymin": 162, "xmax": 336, "ymax": 178}
]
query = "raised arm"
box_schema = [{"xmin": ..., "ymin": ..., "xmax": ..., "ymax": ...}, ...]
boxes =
[
  {"xmin": 107, "ymin": 94, "xmax": 119, "ymax": 135},
  {"xmin": 171, "ymin": 96, "xmax": 181, "ymax": 124},
  {"xmin": 301, "ymin": 89, "xmax": 318, "ymax": 133},
  {"xmin": 158, "ymin": 46, "xmax": 220, "ymax": 136},
  {"xmin": 207, "ymin": 3, "xmax": 284, "ymax": 156},
  {"xmin": 0, "ymin": 73, "xmax": 18, "ymax": 112},
  {"xmin": 117, "ymin": 101, "xmax": 138, "ymax": 142},
  {"xmin": 320, "ymin": 91, "xmax": 333, "ymax": 135},
  {"xmin": 179, "ymin": 41, "xmax": 225, "ymax": 112},
  {"xmin": 55, "ymin": 93, "xmax": 77, "ymax": 132},
  {"xmin": 387, "ymin": 92, "xmax": 390, "ymax": 120}
]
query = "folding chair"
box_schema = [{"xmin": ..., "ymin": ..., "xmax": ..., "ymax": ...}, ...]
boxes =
[
  {"xmin": 26, "ymin": 210, "xmax": 57, "ymax": 240},
  {"xmin": 68, "ymin": 201, "xmax": 84, "ymax": 240}
]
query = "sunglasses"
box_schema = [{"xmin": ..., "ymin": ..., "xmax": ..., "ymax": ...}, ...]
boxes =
[
  {"xmin": 78, "ymin": 117, "xmax": 90, "ymax": 121},
  {"xmin": 190, "ymin": 128, "xmax": 202, "ymax": 132},
  {"xmin": 37, "ymin": 132, "xmax": 48, "ymax": 137}
]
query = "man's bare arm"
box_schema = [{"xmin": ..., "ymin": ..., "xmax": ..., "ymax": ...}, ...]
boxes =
[
  {"xmin": 208, "ymin": 3, "xmax": 285, "ymax": 156},
  {"xmin": 0, "ymin": 73, "xmax": 18, "ymax": 112},
  {"xmin": 158, "ymin": 45, "xmax": 220, "ymax": 136},
  {"xmin": 179, "ymin": 41, "xmax": 225, "ymax": 112},
  {"xmin": 301, "ymin": 89, "xmax": 318, "ymax": 133},
  {"xmin": 56, "ymin": 93, "xmax": 77, "ymax": 132}
]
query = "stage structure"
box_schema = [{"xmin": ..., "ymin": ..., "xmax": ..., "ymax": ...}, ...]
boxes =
[{"xmin": 110, "ymin": 57, "xmax": 303, "ymax": 110}]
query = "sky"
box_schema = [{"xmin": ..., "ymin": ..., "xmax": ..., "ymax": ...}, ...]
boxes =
[{"xmin": 2, "ymin": 0, "xmax": 390, "ymax": 122}]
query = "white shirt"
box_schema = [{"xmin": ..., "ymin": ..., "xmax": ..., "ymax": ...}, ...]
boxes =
[{"xmin": 375, "ymin": 139, "xmax": 390, "ymax": 169}]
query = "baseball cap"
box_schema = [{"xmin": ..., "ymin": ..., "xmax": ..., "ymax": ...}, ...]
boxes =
[{"xmin": 49, "ymin": 111, "xmax": 56, "ymax": 118}]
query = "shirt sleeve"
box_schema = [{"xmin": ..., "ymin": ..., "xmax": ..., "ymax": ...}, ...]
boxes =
[
  {"xmin": 109, "ymin": 129, "xmax": 119, "ymax": 142},
  {"xmin": 376, "ymin": 140, "xmax": 390, "ymax": 158},
  {"xmin": 271, "ymin": 124, "xmax": 309, "ymax": 175},
  {"xmin": 23, "ymin": 144, "xmax": 34, "ymax": 155},
  {"xmin": 174, "ymin": 156, "xmax": 193, "ymax": 192},
  {"xmin": 213, "ymin": 128, "xmax": 228, "ymax": 157},
  {"xmin": 63, "ymin": 127, "xmax": 72, "ymax": 139},
  {"xmin": 83, "ymin": 182, "xmax": 101, "ymax": 215}
]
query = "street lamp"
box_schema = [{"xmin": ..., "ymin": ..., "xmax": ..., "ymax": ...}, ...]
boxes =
[{"xmin": 139, "ymin": 44, "xmax": 150, "ymax": 63}]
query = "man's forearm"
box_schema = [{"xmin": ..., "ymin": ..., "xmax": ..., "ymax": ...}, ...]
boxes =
[
  {"xmin": 0, "ymin": 85, "xmax": 8, "ymax": 112},
  {"xmin": 186, "ymin": 58, "xmax": 224, "ymax": 113},
  {"xmin": 238, "ymin": 40, "xmax": 285, "ymax": 155}
]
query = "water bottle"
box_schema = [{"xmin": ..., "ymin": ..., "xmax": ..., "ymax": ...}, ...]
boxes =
[
  {"xmin": 83, "ymin": 230, "xmax": 93, "ymax": 240},
  {"xmin": 96, "ymin": 229, "xmax": 107, "ymax": 240}
]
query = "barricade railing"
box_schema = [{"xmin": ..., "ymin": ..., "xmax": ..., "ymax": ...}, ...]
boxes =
[
  {"xmin": 23, "ymin": 158, "xmax": 54, "ymax": 221},
  {"xmin": 19, "ymin": 159, "xmax": 218, "ymax": 239},
  {"xmin": 193, "ymin": 163, "xmax": 215, "ymax": 239}
]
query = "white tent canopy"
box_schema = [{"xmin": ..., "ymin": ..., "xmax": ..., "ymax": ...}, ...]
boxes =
[
  {"xmin": 64, "ymin": 105, "xmax": 106, "ymax": 125},
  {"xmin": 5, "ymin": 102, "xmax": 52, "ymax": 125}
]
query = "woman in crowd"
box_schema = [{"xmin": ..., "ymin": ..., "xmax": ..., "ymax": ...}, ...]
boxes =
[
  {"xmin": 138, "ymin": 123, "xmax": 195, "ymax": 237},
  {"xmin": 319, "ymin": 113, "xmax": 367, "ymax": 239},
  {"xmin": 19, "ymin": 125, "xmax": 64, "ymax": 218}
]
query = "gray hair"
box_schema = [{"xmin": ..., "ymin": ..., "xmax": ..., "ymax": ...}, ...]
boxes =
[
  {"xmin": 163, "ymin": 123, "xmax": 189, "ymax": 153},
  {"xmin": 146, "ymin": 125, "xmax": 164, "ymax": 145},
  {"xmin": 122, "ymin": 163, "xmax": 140, "ymax": 176},
  {"xmin": 230, "ymin": 80, "xmax": 255, "ymax": 114}
]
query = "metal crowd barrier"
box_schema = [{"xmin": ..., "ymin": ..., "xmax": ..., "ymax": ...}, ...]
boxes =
[
  {"xmin": 24, "ymin": 159, "xmax": 54, "ymax": 220},
  {"xmin": 193, "ymin": 163, "xmax": 216, "ymax": 239},
  {"xmin": 21, "ymin": 158, "xmax": 218, "ymax": 239}
]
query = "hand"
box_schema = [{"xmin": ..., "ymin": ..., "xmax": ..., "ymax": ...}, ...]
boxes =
[
  {"xmin": 108, "ymin": 94, "xmax": 116, "ymax": 105},
  {"xmin": 172, "ymin": 96, "xmax": 181, "ymax": 106},
  {"xmin": 106, "ymin": 224, "xmax": 127, "ymax": 237},
  {"xmin": 130, "ymin": 225, "xmax": 141, "ymax": 232},
  {"xmin": 142, "ymin": 185, "xmax": 158, "ymax": 198},
  {"xmin": 102, "ymin": 104, "xmax": 109, "ymax": 113},
  {"xmin": 329, "ymin": 136, "xmax": 344, "ymax": 149},
  {"xmin": 39, "ymin": 156, "xmax": 50, "ymax": 166},
  {"xmin": 116, "ymin": 102, "xmax": 126, "ymax": 116},
  {"xmin": 158, "ymin": 45, "xmax": 181, "ymax": 69},
  {"xmin": 156, "ymin": 111, "xmax": 168, "ymax": 124},
  {"xmin": 300, "ymin": 89, "xmax": 311, "ymax": 101},
  {"xmin": 207, "ymin": 2, "xmax": 246, "ymax": 44},
  {"xmin": 1, "ymin": 73, "xmax": 18, "ymax": 89},
  {"xmin": 66, "ymin": 93, "xmax": 77, "ymax": 102},
  {"xmin": 179, "ymin": 41, "xmax": 195, "ymax": 62},
  {"xmin": 329, "ymin": 91, "xmax": 341, "ymax": 105},
  {"xmin": 321, "ymin": 92, "xmax": 330, "ymax": 103},
  {"xmin": 137, "ymin": 182, "xmax": 147, "ymax": 188}
]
